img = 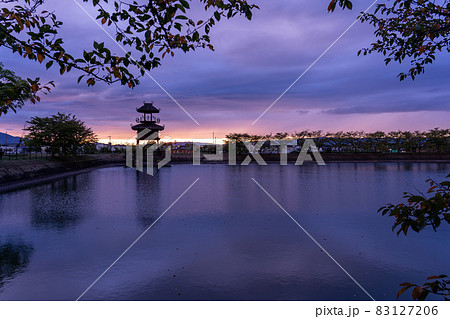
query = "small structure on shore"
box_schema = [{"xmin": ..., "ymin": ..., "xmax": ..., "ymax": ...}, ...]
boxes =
[{"xmin": 131, "ymin": 102, "xmax": 165, "ymax": 145}]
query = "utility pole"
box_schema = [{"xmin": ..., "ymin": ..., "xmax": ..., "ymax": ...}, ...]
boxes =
[{"xmin": 108, "ymin": 136, "xmax": 112, "ymax": 152}]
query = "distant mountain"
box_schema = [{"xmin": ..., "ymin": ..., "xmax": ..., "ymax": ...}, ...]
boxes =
[{"xmin": 0, "ymin": 132, "xmax": 21, "ymax": 145}]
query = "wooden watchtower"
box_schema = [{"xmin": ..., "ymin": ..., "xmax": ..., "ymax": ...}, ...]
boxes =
[{"xmin": 131, "ymin": 102, "xmax": 165, "ymax": 145}]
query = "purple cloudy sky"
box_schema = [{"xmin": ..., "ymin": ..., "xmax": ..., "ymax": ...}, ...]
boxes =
[{"xmin": 1, "ymin": 0, "xmax": 449, "ymax": 142}]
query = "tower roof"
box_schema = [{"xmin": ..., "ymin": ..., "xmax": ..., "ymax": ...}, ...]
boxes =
[
  {"xmin": 131, "ymin": 122, "xmax": 165, "ymax": 131},
  {"xmin": 137, "ymin": 102, "xmax": 160, "ymax": 113}
]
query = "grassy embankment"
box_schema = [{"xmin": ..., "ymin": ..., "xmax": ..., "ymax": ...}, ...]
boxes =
[{"xmin": 0, "ymin": 154, "xmax": 125, "ymax": 192}]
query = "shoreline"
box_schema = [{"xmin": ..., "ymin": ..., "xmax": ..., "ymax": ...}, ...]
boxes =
[
  {"xmin": 1, "ymin": 153, "xmax": 449, "ymax": 194},
  {"xmin": 0, "ymin": 154, "xmax": 126, "ymax": 194},
  {"xmin": 0, "ymin": 163, "xmax": 125, "ymax": 194}
]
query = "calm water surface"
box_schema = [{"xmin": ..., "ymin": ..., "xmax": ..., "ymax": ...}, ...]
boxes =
[{"xmin": 0, "ymin": 163, "xmax": 449, "ymax": 300}]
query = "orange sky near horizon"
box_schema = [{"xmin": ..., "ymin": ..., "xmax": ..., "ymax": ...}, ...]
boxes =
[{"xmin": 1, "ymin": 0, "xmax": 449, "ymax": 141}]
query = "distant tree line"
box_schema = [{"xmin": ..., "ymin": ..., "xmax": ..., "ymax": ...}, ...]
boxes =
[{"xmin": 225, "ymin": 128, "xmax": 450, "ymax": 154}]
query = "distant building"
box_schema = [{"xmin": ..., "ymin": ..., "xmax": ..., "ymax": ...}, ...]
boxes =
[
  {"xmin": 94, "ymin": 143, "xmax": 110, "ymax": 151},
  {"xmin": 0, "ymin": 145, "xmax": 30, "ymax": 154},
  {"xmin": 171, "ymin": 142, "xmax": 193, "ymax": 154},
  {"xmin": 112, "ymin": 144, "xmax": 127, "ymax": 151},
  {"xmin": 0, "ymin": 145, "xmax": 16, "ymax": 152}
]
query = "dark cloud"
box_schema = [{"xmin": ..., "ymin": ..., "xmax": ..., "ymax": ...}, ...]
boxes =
[
  {"xmin": 1, "ymin": 0, "xmax": 449, "ymax": 139},
  {"xmin": 325, "ymin": 104, "xmax": 450, "ymax": 115}
]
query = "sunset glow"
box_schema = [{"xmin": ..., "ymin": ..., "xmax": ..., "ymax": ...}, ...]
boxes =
[{"xmin": 1, "ymin": 0, "xmax": 449, "ymax": 139}]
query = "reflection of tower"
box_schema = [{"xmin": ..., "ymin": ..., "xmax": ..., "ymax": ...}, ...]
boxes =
[
  {"xmin": 134, "ymin": 171, "xmax": 161, "ymax": 226},
  {"xmin": 131, "ymin": 102, "xmax": 165, "ymax": 146}
]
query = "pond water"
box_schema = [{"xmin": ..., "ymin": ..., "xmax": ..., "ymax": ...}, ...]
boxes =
[{"xmin": 0, "ymin": 163, "xmax": 449, "ymax": 300}]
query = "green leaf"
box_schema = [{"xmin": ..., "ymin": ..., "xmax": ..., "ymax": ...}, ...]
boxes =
[
  {"xmin": 345, "ymin": 1, "xmax": 353, "ymax": 10},
  {"xmin": 180, "ymin": 0, "xmax": 190, "ymax": 9}
]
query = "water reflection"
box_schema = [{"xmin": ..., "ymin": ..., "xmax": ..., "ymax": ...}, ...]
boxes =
[
  {"xmin": 0, "ymin": 241, "xmax": 34, "ymax": 289},
  {"xmin": 0, "ymin": 164, "xmax": 448, "ymax": 300},
  {"xmin": 134, "ymin": 171, "xmax": 161, "ymax": 227},
  {"xmin": 29, "ymin": 175, "xmax": 92, "ymax": 230}
]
